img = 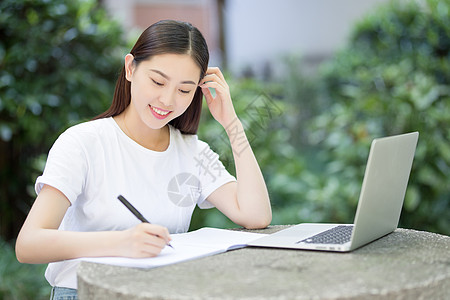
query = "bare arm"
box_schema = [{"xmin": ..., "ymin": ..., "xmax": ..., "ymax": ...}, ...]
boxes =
[
  {"xmin": 16, "ymin": 185, "xmax": 171, "ymax": 264},
  {"xmin": 200, "ymin": 68, "xmax": 272, "ymax": 229}
]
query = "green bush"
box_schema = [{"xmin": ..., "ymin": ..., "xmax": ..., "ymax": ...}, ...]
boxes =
[
  {"xmin": 304, "ymin": 0, "xmax": 449, "ymax": 234},
  {"xmin": 0, "ymin": 0, "xmax": 125, "ymax": 240},
  {"xmin": 0, "ymin": 238, "xmax": 49, "ymax": 300}
]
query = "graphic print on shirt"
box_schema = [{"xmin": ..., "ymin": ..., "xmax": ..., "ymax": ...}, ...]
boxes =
[{"xmin": 167, "ymin": 172, "xmax": 202, "ymax": 207}]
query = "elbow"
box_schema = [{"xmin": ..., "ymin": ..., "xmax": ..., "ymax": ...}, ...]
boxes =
[
  {"xmin": 242, "ymin": 212, "xmax": 272, "ymax": 230},
  {"xmin": 248, "ymin": 218, "xmax": 272, "ymax": 230},
  {"xmin": 15, "ymin": 234, "xmax": 37, "ymax": 264},
  {"xmin": 243, "ymin": 193, "xmax": 272, "ymax": 229},
  {"xmin": 15, "ymin": 240, "xmax": 28, "ymax": 263}
]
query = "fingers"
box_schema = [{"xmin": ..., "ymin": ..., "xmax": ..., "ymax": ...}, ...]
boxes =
[
  {"xmin": 200, "ymin": 75, "xmax": 229, "ymax": 101},
  {"xmin": 200, "ymin": 67, "xmax": 228, "ymax": 89},
  {"xmin": 201, "ymin": 86, "xmax": 213, "ymax": 104},
  {"xmin": 141, "ymin": 223, "xmax": 171, "ymax": 244},
  {"xmin": 204, "ymin": 67, "xmax": 225, "ymax": 81},
  {"xmin": 198, "ymin": 66, "xmax": 237, "ymax": 127},
  {"xmin": 127, "ymin": 223, "xmax": 172, "ymax": 258},
  {"xmin": 201, "ymin": 81, "xmax": 226, "ymax": 96}
]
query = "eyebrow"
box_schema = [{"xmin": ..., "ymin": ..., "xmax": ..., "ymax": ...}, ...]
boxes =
[{"xmin": 149, "ymin": 69, "xmax": 197, "ymax": 85}]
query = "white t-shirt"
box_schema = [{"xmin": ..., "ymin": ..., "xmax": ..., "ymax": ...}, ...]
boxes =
[{"xmin": 35, "ymin": 117, "xmax": 235, "ymax": 289}]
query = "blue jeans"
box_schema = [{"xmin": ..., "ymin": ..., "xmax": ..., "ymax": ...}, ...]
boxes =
[{"xmin": 50, "ymin": 287, "xmax": 78, "ymax": 300}]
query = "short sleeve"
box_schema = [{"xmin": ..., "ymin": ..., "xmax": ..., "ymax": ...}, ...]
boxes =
[
  {"xmin": 194, "ymin": 140, "xmax": 236, "ymax": 209},
  {"xmin": 35, "ymin": 129, "xmax": 88, "ymax": 204}
]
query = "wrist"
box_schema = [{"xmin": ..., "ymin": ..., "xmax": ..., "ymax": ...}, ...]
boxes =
[
  {"xmin": 225, "ymin": 118, "xmax": 253, "ymax": 157},
  {"xmin": 224, "ymin": 117, "xmax": 243, "ymax": 137},
  {"xmin": 112, "ymin": 229, "xmax": 129, "ymax": 257}
]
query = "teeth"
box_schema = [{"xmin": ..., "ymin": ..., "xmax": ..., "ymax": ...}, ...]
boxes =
[{"xmin": 151, "ymin": 106, "xmax": 170, "ymax": 116}]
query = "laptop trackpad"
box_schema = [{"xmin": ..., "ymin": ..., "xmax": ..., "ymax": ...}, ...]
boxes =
[{"xmin": 249, "ymin": 224, "xmax": 340, "ymax": 247}]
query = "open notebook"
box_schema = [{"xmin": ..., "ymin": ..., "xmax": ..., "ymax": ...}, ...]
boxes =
[{"xmin": 78, "ymin": 228, "xmax": 267, "ymax": 269}]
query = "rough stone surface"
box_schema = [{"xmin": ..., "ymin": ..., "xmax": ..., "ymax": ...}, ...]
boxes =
[{"xmin": 77, "ymin": 227, "xmax": 450, "ymax": 299}]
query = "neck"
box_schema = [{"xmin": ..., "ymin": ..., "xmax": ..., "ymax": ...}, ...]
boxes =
[{"xmin": 115, "ymin": 107, "xmax": 170, "ymax": 151}]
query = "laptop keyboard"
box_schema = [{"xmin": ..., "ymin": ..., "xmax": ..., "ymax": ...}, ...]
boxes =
[{"xmin": 297, "ymin": 225, "xmax": 354, "ymax": 245}]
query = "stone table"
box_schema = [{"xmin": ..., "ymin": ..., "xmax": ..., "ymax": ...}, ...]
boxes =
[{"xmin": 77, "ymin": 226, "xmax": 450, "ymax": 299}]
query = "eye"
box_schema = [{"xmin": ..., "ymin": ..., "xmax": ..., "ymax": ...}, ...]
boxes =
[
  {"xmin": 152, "ymin": 79, "xmax": 164, "ymax": 86},
  {"xmin": 179, "ymin": 89, "xmax": 191, "ymax": 94}
]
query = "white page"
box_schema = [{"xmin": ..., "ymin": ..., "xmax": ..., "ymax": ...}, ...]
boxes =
[
  {"xmin": 172, "ymin": 227, "xmax": 267, "ymax": 250},
  {"xmin": 78, "ymin": 228, "xmax": 267, "ymax": 269}
]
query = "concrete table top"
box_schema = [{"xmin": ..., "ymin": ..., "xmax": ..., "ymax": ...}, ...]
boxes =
[{"xmin": 77, "ymin": 226, "xmax": 450, "ymax": 299}]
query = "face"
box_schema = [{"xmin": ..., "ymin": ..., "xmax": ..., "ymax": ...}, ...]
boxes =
[{"xmin": 125, "ymin": 53, "xmax": 202, "ymax": 130}]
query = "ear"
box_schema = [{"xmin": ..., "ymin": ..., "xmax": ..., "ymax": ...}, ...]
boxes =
[{"xmin": 124, "ymin": 54, "xmax": 135, "ymax": 82}]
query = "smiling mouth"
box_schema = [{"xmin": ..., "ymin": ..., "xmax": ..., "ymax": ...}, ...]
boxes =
[{"xmin": 149, "ymin": 105, "xmax": 172, "ymax": 119}]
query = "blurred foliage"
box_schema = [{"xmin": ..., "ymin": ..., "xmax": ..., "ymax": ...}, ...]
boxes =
[
  {"xmin": 305, "ymin": 0, "xmax": 450, "ymax": 234},
  {"xmin": 0, "ymin": 238, "xmax": 49, "ymax": 300},
  {"xmin": 0, "ymin": 0, "xmax": 125, "ymax": 240}
]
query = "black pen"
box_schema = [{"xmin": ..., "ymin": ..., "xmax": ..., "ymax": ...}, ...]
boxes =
[{"xmin": 117, "ymin": 195, "xmax": 174, "ymax": 248}]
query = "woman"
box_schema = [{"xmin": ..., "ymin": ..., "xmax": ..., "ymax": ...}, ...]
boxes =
[{"xmin": 16, "ymin": 20, "xmax": 271, "ymax": 299}]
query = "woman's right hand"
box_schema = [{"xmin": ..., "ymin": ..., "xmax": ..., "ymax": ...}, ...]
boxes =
[
  {"xmin": 119, "ymin": 223, "xmax": 172, "ymax": 258},
  {"xmin": 16, "ymin": 185, "xmax": 173, "ymax": 263}
]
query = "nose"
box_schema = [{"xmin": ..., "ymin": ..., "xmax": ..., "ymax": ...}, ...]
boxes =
[{"xmin": 158, "ymin": 87, "xmax": 176, "ymax": 109}]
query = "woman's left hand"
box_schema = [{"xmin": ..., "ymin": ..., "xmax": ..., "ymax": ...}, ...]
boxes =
[{"xmin": 200, "ymin": 67, "xmax": 237, "ymax": 129}]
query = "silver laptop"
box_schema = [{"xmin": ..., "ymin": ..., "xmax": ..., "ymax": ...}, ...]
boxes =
[{"xmin": 249, "ymin": 132, "xmax": 419, "ymax": 252}]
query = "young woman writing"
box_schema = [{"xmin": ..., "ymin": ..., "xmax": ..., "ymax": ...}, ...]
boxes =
[{"xmin": 15, "ymin": 20, "xmax": 271, "ymax": 299}]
